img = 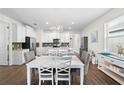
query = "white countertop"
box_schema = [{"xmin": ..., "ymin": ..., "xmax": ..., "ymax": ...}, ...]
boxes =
[{"xmin": 26, "ymin": 55, "xmax": 84, "ymax": 68}]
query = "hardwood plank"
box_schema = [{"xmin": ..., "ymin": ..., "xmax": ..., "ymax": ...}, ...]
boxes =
[
  {"xmin": 0, "ymin": 65, "xmax": 26, "ymax": 85},
  {"xmin": 85, "ymin": 64, "xmax": 120, "ymax": 85},
  {"xmin": 0, "ymin": 63, "xmax": 120, "ymax": 85}
]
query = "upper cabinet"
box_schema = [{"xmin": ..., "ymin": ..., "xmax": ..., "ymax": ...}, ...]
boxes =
[
  {"xmin": 42, "ymin": 31, "xmax": 70, "ymax": 42},
  {"xmin": 25, "ymin": 26, "xmax": 36, "ymax": 38},
  {"xmin": 12, "ymin": 23, "xmax": 26, "ymax": 42},
  {"xmin": 12, "ymin": 24, "xmax": 36, "ymax": 42},
  {"xmin": 60, "ymin": 32, "xmax": 70, "ymax": 42},
  {"xmin": 42, "ymin": 32, "xmax": 53, "ymax": 42}
]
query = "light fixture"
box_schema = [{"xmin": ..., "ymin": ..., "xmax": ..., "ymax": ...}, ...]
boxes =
[
  {"xmin": 46, "ymin": 22, "xmax": 49, "ymax": 24},
  {"xmin": 49, "ymin": 25, "xmax": 63, "ymax": 32},
  {"xmin": 55, "ymin": 25, "xmax": 63, "ymax": 32},
  {"xmin": 72, "ymin": 21, "xmax": 74, "ymax": 24}
]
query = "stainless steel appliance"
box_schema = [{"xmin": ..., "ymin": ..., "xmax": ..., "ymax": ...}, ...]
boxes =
[
  {"xmin": 53, "ymin": 39, "xmax": 61, "ymax": 47},
  {"xmin": 22, "ymin": 37, "xmax": 36, "ymax": 55}
]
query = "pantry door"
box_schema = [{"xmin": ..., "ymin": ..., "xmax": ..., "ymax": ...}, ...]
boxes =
[{"xmin": 0, "ymin": 21, "xmax": 9, "ymax": 65}]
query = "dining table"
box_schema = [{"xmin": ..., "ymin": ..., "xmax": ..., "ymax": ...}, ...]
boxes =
[{"xmin": 26, "ymin": 55, "xmax": 84, "ymax": 85}]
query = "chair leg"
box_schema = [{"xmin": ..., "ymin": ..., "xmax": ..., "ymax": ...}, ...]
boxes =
[
  {"xmin": 69, "ymin": 80, "xmax": 71, "ymax": 85},
  {"xmin": 39, "ymin": 80, "xmax": 41, "ymax": 85},
  {"xmin": 56, "ymin": 80, "xmax": 58, "ymax": 85},
  {"xmin": 52, "ymin": 80, "xmax": 54, "ymax": 85}
]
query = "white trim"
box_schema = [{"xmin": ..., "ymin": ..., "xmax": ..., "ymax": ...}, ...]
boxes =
[{"xmin": 0, "ymin": 20, "xmax": 12, "ymax": 65}]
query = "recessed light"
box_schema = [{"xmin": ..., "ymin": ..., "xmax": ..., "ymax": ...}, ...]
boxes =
[
  {"xmin": 46, "ymin": 22, "xmax": 49, "ymax": 24},
  {"xmin": 72, "ymin": 22, "xmax": 74, "ymax": 24}
]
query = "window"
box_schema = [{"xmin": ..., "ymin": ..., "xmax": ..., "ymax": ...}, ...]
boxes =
[{"xmin": 105, "ymin": 15, "xmax": 124, "ymax": 55}]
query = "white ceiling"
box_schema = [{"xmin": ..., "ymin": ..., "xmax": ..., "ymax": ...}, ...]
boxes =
[{"xmin": 0, "ymin": 8, "xmax": 111, "ymax": 31}]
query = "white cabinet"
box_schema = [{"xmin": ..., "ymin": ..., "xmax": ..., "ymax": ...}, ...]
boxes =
[
  {"xmin": 60, "ymin": 32, "xmax": 70, "ymax": 42},
  {"xmin": 98, "ymin": 54, "xmax": 124, "ymax": 84},
  {"xmin": 47, "ymin": 33, "xmax": 54, "ymax": 42},
  {"xmin": 12, "ymin": 23, "xmax": 26, "ymax": 42},
  {"xmin": 42, "ymin": 32, "xmax": 55, "ymax": 42},
  {"xmin": 26, "ymin": 26, "xmax": 31, "ymax": 37},
  {"xmin": 25, "ymin": 25, "xmax": 36, "ymax": 38},
  {"xmin": 12, "ymin": 49, "xmax": 29, "ymax": 65},
  {"xmin": 42, "ymin": 31, "xmax": 70, "ymax": 42},
  {"xmin": 42, "ymin": 32, "xmax": 48, "ymax": 42}
]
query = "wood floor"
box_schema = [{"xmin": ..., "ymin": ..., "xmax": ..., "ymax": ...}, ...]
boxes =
[
  {"xmin": 85, "ymin": 64, "xmax": 119, "ymax": 85},
  {"xmin": 0, "ymin": 63, "xmax": 120, "ymax": 85}
]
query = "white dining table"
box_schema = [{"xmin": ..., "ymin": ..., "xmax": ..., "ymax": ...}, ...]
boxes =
[{"xmin": 26, "ymin": 55, "xmax": 84, "ymax": 85}]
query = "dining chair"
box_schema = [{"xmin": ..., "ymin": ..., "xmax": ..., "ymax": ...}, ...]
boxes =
[
  {"xmin": 68, "ymin": 49, "xmax": 75, "ymax": 56},
  {"xmin": 36, "ymin": 47, "xmax": 42, "ymax": 56},
  {"xmin": 24, "ymin": 50, "xmax": 36, "ymax": 63},
  {"xmin": 24, "ymin": 50, "xmax": 36, "ymax": 83},
  {"xmin": 80, "ymin": 50, "xmax": 88, "ymax": 64},
  {"xmin": 58, "ymin": 50, "xmax": 68, "ymax": 56},
  {"xmin": 49, "ymin": 50, "xmax": 57, "ymax": 56},
  {"xmin": 84, "ymin": 53, "xmax": 91, "ymax": 76},
  {"xmin": 83, "ymin": 53, "xmax": 92, "ymax": 84},
  {"xmin": 24, "ymin": 52, "xmax": 30, "ymax": 63},
  {"xmin": 38, "ymin": 64, "xmax": 54, "ymax": 85},
  {"xmin": 41, "ymin": 48, "xmax": 49, "ymax": 56},
  {"xmin": 55, "ymin": 56, "xmax": 72, "ymax": 85},
  {"xmin": 71, "ymin": 50, "xmax": 89, "ymax": 84}
]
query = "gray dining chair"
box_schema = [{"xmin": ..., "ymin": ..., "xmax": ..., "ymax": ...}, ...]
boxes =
[
  {"xmin": 24, "ymin": 50, "xmax": 36, "ymax": 84},
  {"xmin": 80, "ymin": 50, "xmax": 88, "ymax": 64},
  {"xmin": 83, "ymin": 53, "xmax": 92, "ymax": 84},
  {"xmin": 24, "ymin": 50, "xmax": 35, "ymax": 63},
  {"xmin": 49, "ymin": 50, "xmax": 57, "ymax": 56},
  {"xmin": 58, "ymin": 50, "xmax": 68, "ymax": 57},
  {"xmin": 84, "ymin": 54, "xmax": 91, "ymax": 76},
  {"xmin": 71, "ymin": 50, "xmax": 91, "ymax": 85}
]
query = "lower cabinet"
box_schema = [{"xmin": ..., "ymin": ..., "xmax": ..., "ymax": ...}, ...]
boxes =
[
  {"xmin": 97, "ymin": 54, "xmax": 124, "ymax": 84},
  {"xmin": 12, "ymin": 49, "xmax": 29, "ymax": 65}
]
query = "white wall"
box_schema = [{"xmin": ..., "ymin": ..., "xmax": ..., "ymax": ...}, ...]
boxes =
[
  {"xmin": 0, "ymin": 13, "xmax": 26, "ymax": 65},
  {"xmin": 81, "ymin": 8, "xmax": 124, "ymax": 53}
]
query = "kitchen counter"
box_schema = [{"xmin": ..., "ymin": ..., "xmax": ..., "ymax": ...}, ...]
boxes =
[{"xmin": 12, "ymin": 49, "xmax": 29, "ymax": 65}]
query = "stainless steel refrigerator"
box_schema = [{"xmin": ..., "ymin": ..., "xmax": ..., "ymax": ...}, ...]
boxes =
[{"xmin": 22, "ymin": 37, "xmax": 36, "ymax": 55}]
